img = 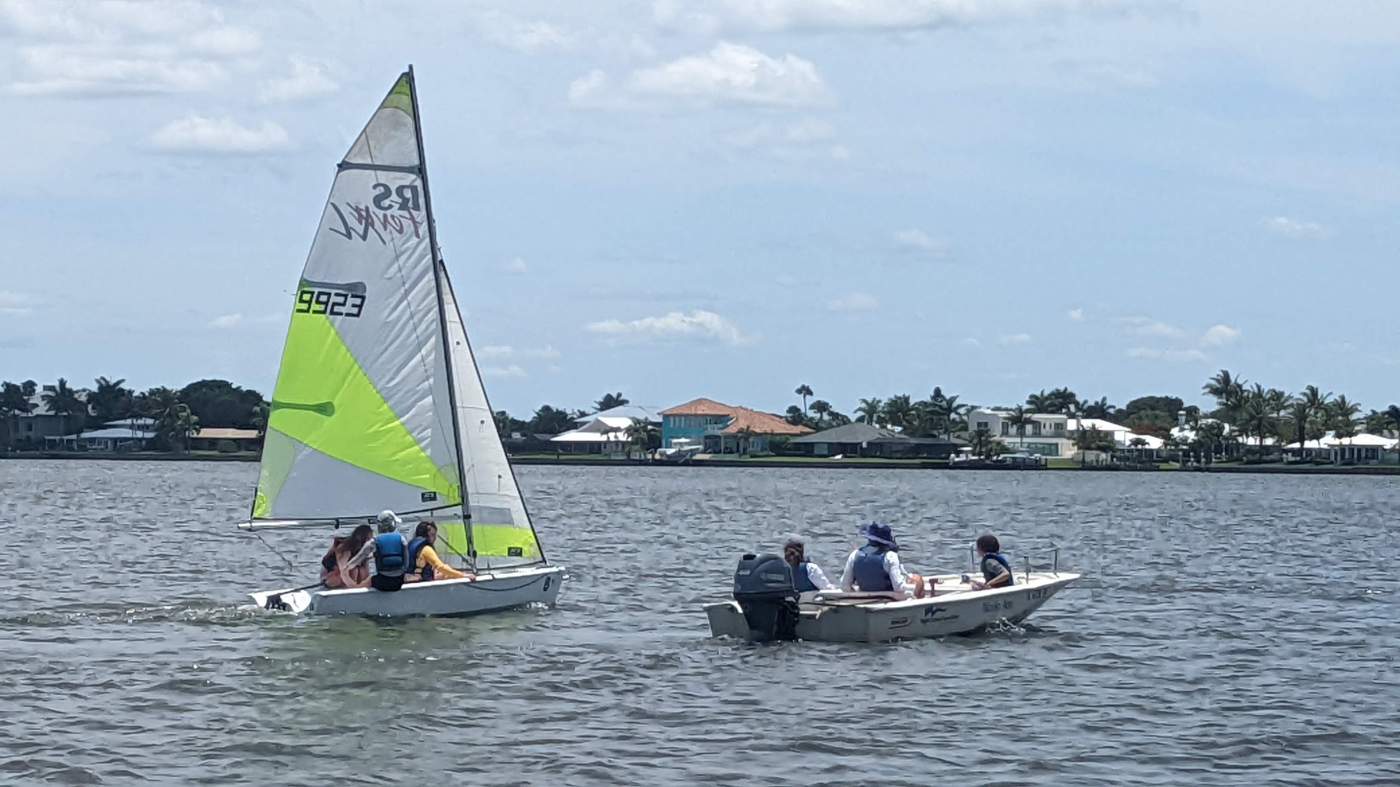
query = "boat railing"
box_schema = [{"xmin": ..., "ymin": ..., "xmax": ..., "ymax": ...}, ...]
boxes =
[{"xmin": 968, "ymin": 542, "xmax": 1061, "ymax": 581}]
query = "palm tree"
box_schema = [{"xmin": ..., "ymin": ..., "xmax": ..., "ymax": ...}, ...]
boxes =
[
  {"xmin": 810, "ymin": 400, "xmax": 832, "ymax": 425},
  {"xmin": 968, "ymin": 424, "xmax": 997, "ymax": 458},
  {"xmin": 1384, "ymin": 405, "xmax": 1400, "ymax": 439},
  {"xmin": 88, "ymin": 376, "xmax": 132, "ymax": 426},
  {"xmin": 1203, "ymin": 369, "xmax": 1248, "ymax": 424},
  {"xmin": 42, "ymin": 378, "xmax": 84, "ymax": 442},
  {"xmin": 794, "ymin": 384, "xmax": 813, "ymax": 417},
  {"xmin": 1080, "ymin": 396, "xmax": 1115, "ymax": 419},
  {"xmin": 856, "ymin": 397, "xmax": 884, "ymax": 425},
  {"xmin": 1, "ymin": 381, "xmax": 36, "ymax": 450},
  {"xmin": 1025, "ymin": 389, "xmax": 1053, "ymax": 413},
  {"xmin": 881, "ymin": 394, "xmax": 915, "ymax": 432},
  {"xmin": 1008, "ymin": 405, "xmax": 1034, "ymax": 449},
  {"xmin": 783, "ymin": 405, "xmax": 806, "ymax": 427},
  {"xmin": 594, "ymin": 392, "xmax": 629, "ymax": 412},
  {"xmin": 624, "ymin": 418, "xmax": 658, "ymax": 460},
  {"xmin": 251, "ymin": 401, "xmax": 272, "ymax": 437},
  {"xmin": 1329, "ymin": 395, "xmax": 1360, "ymax": 439},
  {"xmin": 1291, "ymin": 385, "xmax": 1331, "ymax": 450}
]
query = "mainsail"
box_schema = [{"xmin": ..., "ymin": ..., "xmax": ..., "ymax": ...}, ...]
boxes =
[{"xmin": 250, "ymin": 68, "xmax": 544, "ymax": 569}]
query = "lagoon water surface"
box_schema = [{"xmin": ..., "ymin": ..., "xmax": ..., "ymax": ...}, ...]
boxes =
[{"xmin": 2, "ymin": 460, "xmax": 1397, "ymax": 785}]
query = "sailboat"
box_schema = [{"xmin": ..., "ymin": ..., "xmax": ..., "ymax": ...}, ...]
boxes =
[{"xmin": 239, "ymin": 67, "xmax": 564, "ymax": 616}]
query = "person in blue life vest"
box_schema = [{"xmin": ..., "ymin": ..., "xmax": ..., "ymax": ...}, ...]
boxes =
[
  {"xmin": 839, "ymin": 523, "xmax": 931, "ymax": 599},
  {"xmin": 783, "ymin": 535, "xmax": 835, "ymax": 595},
  {"xmin": 405, "ymin": 520, "xmax": 473, "ymax": 583},
  {"xmin": 370, "ymin": 510, "xmax": 410, "ymax": 592},
  {"xmin": 971, "ymin": 533, "xmax": 1014, "ymax": 590}
]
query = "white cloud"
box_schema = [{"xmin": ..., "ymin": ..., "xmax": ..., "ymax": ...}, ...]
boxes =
[
  {"xmin": 568, "ymin": 69, "xmax": 611, "ymax": 107},
  {"xmin": 827, "ymin": 292, "xmax": 880, "ymax": 312},
  {"xmin": 478, "ymin": 11, "xmax": 574, "ymax": 53},
  {"xmin": 1127, "ymin": 347, "xmax": 1208, "ymax": 362},
  {"xmin": 587, "ymin": 309, "xmax": 752, "ymax": 345},
  {"xmin": 627, "ymin": 42, "xmax": 830, "ymax": 108},
  {"xmin": 2, "ymin": 0, "xmax": 259, "ymax": 96},
  {"xmin": 1262, "ymin": 215, "xmax": 1330, "ymax": 239},
  {"xmin": 208, "ymin": 312, "xmax": 242, "ymax": 328},
  {"xmin": 1200, "ymin": 324, "xmax": 1241, "ymax": 346},
  {"xmin": 1067, "ymin": 308, "xmax": 1085, "ymax": 322},
  {"xmin": 961, "ymin": 337, "xmax": 982, "ymax": 347},
  {"xmin": 151, "ymin": 115, "xmax": 290, "ymax": 154},
  {"xmin": 0, "ymin": 290, "xmax": 34, "ymax": 316},
  {"xmin": 259, "ymin": 56, "xmax": 338, "ymax": 103},
  {"xmin": 478, "ymin": 345, "xmax": 515, "ymax": 359},
  {"xmin": 504, "ymin": 257, "xmax": 529, "ymax": 274},
  {"xmin": 999, "ymin": 333, "xmax": 1032, "ymax": 346},
  {"xmin": 722, "ymin": 118, "xmax": 848, "ymax": 161},
  {"xmin": 482, "ymin": 364, "xmax": 527, "ymax": 379},
  {"xmin": 653, "ymin": 0, "xmax": 1134, "ymax": 34},
  {"xmin": 1125, "ymin": 316, "xmax": 1185, "ymax": 339},
  {"xmin": 893, "ymin": 228, "xmax": 948, "ymax": 257},
  {"xmin": 522, "ymin": 345, "xmax": 562, "ymax": 360}
]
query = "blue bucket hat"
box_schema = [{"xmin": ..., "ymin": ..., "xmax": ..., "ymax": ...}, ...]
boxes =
[{"xmin": 861, "ymin": 523, "xmax": 898, "ymax": 551}]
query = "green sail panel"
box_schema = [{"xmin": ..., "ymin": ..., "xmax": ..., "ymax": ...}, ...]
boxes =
[{"xmin": 252, "ymin": 72, "xmax": 461, "ymax": 520}]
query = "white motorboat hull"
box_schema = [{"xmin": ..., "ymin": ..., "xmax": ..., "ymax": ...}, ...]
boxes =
[
  {"xmin": 705, "ymin": 571, "xmax": 1079, "ymax": 643},
  {"xmin": 251, "ymin": 565, "xmax": 564, "ymax": 617}
]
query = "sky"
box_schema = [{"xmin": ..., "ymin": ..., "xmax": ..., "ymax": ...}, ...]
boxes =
[{"xmin": 2, "ymin": 0, "xmax": 1399, "ymax": 418}]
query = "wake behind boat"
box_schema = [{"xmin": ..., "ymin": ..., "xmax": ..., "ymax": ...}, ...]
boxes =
[
  {"xmin": 237, "ymin": 67, "xmax": 563, "ymax": 617},
  {"xmin": 705, "ymin": 552, "xmax": 1078, "ymax": 643}
]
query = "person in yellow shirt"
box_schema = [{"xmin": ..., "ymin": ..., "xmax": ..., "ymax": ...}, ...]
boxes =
[{"xmin": 405, "ymin": 521, "xmax": 474, "ymax": 583}]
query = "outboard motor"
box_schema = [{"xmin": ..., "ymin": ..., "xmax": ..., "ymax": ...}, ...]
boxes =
[{"xmin": 732, "ymin": 553, "xmax": 799, "ymax": 641}]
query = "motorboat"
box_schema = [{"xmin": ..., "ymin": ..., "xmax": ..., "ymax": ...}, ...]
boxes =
[{"xmin": 705, "ymin": 554, "xmax": 1079, "ymax": 643}]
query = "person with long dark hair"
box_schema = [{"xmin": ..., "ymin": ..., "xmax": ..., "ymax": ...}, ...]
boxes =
[{"xmin": 320, "ymin": 524, "xmax": 374, "ymax": 589}]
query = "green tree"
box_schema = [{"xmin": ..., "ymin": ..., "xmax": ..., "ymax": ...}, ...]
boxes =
[
  {"xmin": 1080, "ymin": 396, "xmax": 1116, "ymax": 419},
  {"xmin": 1203, "ymin": 369, "xmax": 1248, "ymax": 424},
  {"xmin": 856, "ymin": 397, "xmax": 884, "ymax": 425},
  {"xmin": 881, "ymin": 394, "xmax": 915, "ymax": 431},
  {"xmin": 1, "ymin": 381, "xmax": 37, "ymax": 450},
  {"xmin": 1328, "ymin": 395, "xmax": 1360, "ymax": 439},
  {"xmin": 250, "ymin": 400, "xmax": 271, "ymax": 437},
  {"xmin": 1008, "ymin": 405, "xmax": 1034, "ymax": 449},
  {"xmin": 784, "ymin": 405, "xmax": 806, "ymax": 426},
  {"xmin": 1293, "ymin": 385, "xmax": 1331, "ymax": 448},
  {"xmin": 179, "ymin": 379, "xmax": 264, "ymax": 428},
  {"xmin": 928, "ymin": 387, "xmax": 969, "ymax": 438},
  {"xmin": 158, "ymin": 404, "xmax": 200, "ymax": 453},
  {"xmin": 594, "ymin": 392, "xmax": 629, "ymax": 411},
  {"xmin": 528, "ymin": 404, "xmax": 575, "ymax": 434},
  {"xmin": 624, "ymin": 418, "xmax": 660, "ymax": 459},
  {"xmin": 794, "ymin": 384, "xmax": 813, "ymax": 417},
  {"xmin": 42, "ymin": 378, "xmax": 85, "ymax": 440},
  {"xmin": 88, "ymin": 376, "xmax": 134, "ymax": 427},
  {"xmin": 810, "ymin": 399, "xmax": 832, "ymax": 425},
  {"xmin": 968, "ymin": 424, "xmax": 998, "ymax": 458},
  {"xmin": 1073, "ymin": 425, "xmax": 1114, "ymax": 466}
]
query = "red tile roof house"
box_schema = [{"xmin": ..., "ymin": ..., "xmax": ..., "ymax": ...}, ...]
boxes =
[{"xmin": 659, "ymin": 398, "xmax": 812, "ymax": 454}]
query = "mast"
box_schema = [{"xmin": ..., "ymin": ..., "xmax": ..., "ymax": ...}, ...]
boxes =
[{"xmin": 407, "ymin": 64, "xmax": 477, "ymax": 569}]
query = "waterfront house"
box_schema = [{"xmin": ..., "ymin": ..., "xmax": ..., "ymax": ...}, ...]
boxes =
[
  {"xmin": 1286, "ymin": 432, "xmax": 1398, "ymax": 464},
  {"xmin": 550, "ymin": 416, "xmax": 635, "ymax": 455},
  {"xmin": 660, "ymin": 398, "xmax": 811, "ymax": 454},
  {"xmin": 9, "ymin": 388, "xmax": 89, "ymax": 448},
  {"xmin": 574, "ymin": 404, "xmax": 662, "ymax": 425},
  {"xmin": 966, "ymin": 408, "xmax": 1133, "ymax": 458},
  {"xmin": 790, "ymin": 422, "xmax": 963, "ymax": 459},
  {"xmin": 188, "ymin": 427, "xmax": 262, "ymax": 452}
]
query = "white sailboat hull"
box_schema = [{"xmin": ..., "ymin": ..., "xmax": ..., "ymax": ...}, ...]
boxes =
[
  {"xmin": 252, "ymin": 565, "xmax": 564, "ymax": 617},
  {"xmin": 705, "ymin": 571, "xmax": 1079, "ymax": 643}
]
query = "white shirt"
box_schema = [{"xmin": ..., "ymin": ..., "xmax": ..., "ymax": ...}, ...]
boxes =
[
  {"xmin": 840, "ymin": 548, "xmax": 914, "ymax": 599},
  {"xmin": 800, "ymin": 562, "xmax": 837, "ymax": 591}
]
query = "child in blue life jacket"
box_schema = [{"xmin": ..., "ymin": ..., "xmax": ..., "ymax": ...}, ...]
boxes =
[{"xmin": 972, "ymin": 533, "xmax": 1014, "ymax": 590}]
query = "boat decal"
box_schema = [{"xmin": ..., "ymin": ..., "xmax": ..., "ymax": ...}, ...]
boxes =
[{"xmin": 888, "ymin": 617, "xmax": 911, "ymax": 629}]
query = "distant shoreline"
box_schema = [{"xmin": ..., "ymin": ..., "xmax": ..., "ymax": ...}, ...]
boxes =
[{"xmin": 3, "ymin": 451, "xmax": 1398, "ymax": 476}]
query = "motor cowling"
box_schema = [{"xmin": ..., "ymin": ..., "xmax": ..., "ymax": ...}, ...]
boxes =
[{"xmin": 732, "ymin": 553, "xmax": 799, "ymax": 641}]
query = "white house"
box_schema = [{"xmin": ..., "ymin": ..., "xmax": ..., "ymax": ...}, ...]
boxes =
[
  {"xmin": 550, "ymin": 416, "xmax": 637, "ymax": 455},
  {"xmin": 966, "ymin": 409, "xmax": 1138, "ymax": 458}
]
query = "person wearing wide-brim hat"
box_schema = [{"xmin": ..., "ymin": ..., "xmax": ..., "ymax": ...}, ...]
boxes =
[{"xmin": 838, "ymin": 523, "xmax": 929, "ymax": 599}]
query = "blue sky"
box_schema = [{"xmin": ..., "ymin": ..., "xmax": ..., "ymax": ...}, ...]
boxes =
[{"xmin": 2, "ymin": 0, "xmax": 1398, "ymax": 417}]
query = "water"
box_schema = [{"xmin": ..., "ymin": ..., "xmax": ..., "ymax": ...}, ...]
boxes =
[{"xmin": 2, "ymin": 461, "xmax": 1397, "ymax": 785}]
